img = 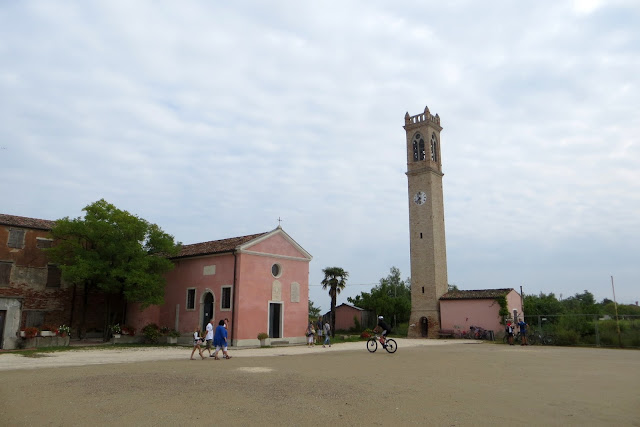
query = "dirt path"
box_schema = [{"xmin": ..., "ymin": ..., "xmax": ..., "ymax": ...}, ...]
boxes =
[{"xmin": 1, "ymin": 340, "xmax": 638, "ymax": 426}]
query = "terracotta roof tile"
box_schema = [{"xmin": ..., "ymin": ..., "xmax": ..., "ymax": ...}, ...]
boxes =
[
  {"xmin": 0, "ymin": 214, "xmax": 55, "ymax": 230},
  {"xmin": 174, "ymin": 232, "xmax": 268, "ymax": 258},
  {"xmin": 440, "ymin": 288, "xmax": 513, "ymax": 300}
]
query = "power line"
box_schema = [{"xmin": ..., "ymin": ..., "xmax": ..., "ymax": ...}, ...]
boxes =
[{"xmin": 309, "ymin": 282, "xmax": 379, "ymax": 287}]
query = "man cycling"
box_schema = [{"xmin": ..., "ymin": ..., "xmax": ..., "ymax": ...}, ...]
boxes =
[{"xmin": 373, "ymin": 315, "xmax": 391, "ymax": 347}]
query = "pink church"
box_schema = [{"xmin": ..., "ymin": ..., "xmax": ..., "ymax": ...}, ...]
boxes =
[{"xmin": 126, "ymin": 226, "xmax": 312, "ymax": 347}]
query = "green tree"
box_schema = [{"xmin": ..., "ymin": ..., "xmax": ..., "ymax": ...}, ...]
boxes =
[
  {"xmin": 524, "ymin": 292, "xmax": 565, "ymax": 317},
  {"xmin": 348, "ymin": 267, "xmax": 411, "ymax": 328},
  {"xmin": 562, "ymin": 290, "xmax": 600, "ymax": 315},
  {"xmin": 308, "ymin": 299, "xmax": 321, "ymax": 319},
  {"xmin": 321, "ymin": 267, "xmax": 348, "ymax": 337},
  {"xmin": 47, "ymin": 199, "xmax": 181, "ymax": 338}
]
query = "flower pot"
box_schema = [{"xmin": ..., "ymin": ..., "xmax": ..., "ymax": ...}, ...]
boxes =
[
  {"xmin": 259, "ymin": 339, "xmax": 266, "ymax": 347},
  {"xmin": 40, "ymin": 331, "xmax": 55, "ymax": 337},
  {"xmin": 166, "ymin": 337, "xmax": 178, "ymax": 344},
  {"xmin": 20, "ymin": 331, "xmax": 26, "ymax": 338},
  {"xmin": 113, "ymin": 334, "xmax": 121, "ymax": 339}
]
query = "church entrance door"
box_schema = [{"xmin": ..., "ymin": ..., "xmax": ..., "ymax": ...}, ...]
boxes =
[
  {"xmin": 268, "ymin": 302, "xmax": 282, "ymax": 338},
  {"xmin": 202, "ymin": 293, "xmax": 214, "ymax": 332},
  {"xmin": 420, "ymin": 316, "xmax": 428, "ymax": 337}
]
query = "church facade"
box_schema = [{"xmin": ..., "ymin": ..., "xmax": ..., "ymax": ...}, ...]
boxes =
[{"xmin": 127, "ymin": 226, "xmax": 312, "ymax": 347}]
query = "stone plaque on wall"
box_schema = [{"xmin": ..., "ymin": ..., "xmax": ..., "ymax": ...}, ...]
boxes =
[
  {"xmin": 272, "ymin": 281, "xmax": 282, "ymax": 301},
  {"xmin": 290, "ymin": 282, "xmax": 300, "ymax": 302},
  {"xmin": 203, "ymin": 265, "xmax": 216, "ymax": 276}
]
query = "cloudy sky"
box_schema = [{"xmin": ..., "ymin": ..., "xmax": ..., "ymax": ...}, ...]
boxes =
[{"xmin": 1, "ymin": 1, "xmax": 638, "ymax": 310}]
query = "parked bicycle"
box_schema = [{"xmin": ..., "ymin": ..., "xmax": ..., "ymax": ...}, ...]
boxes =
[
  {"xmin": 469, "ymin": 325, "xmax": 488, "ymax": 340},
  {"xmin": 367, "ymin": 334, "xmax": 397, "ymax": 353}
]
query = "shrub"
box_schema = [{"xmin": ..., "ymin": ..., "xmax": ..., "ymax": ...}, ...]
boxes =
[
  {"xmin": 554, "ymin": 329, "xmax": 579, "ymax": 346},
  {"xmin": 168, "ymin": 329, "xmax": 181, "ymax": 338},
  {"xmin": 360, "ymin": 328, "xmax": 373, "ymax": 339},
  {"xmin": 142, "ymin": 323, "xmax": 161, "ymax": 343},
  {"xmin": 257, "ymin": 332, "xmax": 269, "ymax": 340},
  {"xmin": 352, "ymin": 315, "xmax": 361, "ymax": 332}
]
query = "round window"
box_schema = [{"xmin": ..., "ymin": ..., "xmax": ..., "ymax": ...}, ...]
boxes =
[{"xmin": 271, "ymin": 263, "xmax": 282, "ymax": 277}]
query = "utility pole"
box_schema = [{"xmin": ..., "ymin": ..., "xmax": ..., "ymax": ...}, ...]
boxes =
[{"xmin": 611, "ymin": 276, "xmax": 622, "ymax": 348}]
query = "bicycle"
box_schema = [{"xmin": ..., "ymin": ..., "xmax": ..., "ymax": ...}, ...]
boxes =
[
  {"xmin": 367, "ymin": 334, "xmax": 397, "ymax": 353},
  {"xmin": 469, "ymin": 325, "xmax": 488, "ymax": 340}
]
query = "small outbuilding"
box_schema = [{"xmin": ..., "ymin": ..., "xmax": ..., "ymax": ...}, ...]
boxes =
[{"xmin": 439, "ymin": 288, "xmax": 523, "ymax": 337}]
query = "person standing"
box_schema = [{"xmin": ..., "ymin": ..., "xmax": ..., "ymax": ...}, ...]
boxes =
[
  {"xmin": 518, "ymin": 318, "xmax": 528, "ymax": 346},
  {"xmin": 506, "ymin": 321, "xmax": 515, "ymax": 346},
  {"xmin": 306, "ymin": 322, "xmax": 315, "ymax": 346},
  {"xmin": 190, "ymin": 327, "xmax": 206, "ymax": 360},
  {"xmin": 316, "ymin": 316, "xmax": 323, "ymax": 344},
  {"xmin": 322, "ymin": 320, "xmax": 331, "ymax": 348},
  {"xmin": 213, "ymin": 319, "xmax": 232, "ymax": 360},
  {"xmin": 204, "ymin": 319, "xmax": 214, "ymax": 357}
]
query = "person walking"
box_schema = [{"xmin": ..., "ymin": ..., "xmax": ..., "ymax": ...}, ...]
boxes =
[
  {"xmin": 322, "ymin": 320, "xmax": 331, "ymax": 348},
  {"xmin": 190, "ymin": 327, "xmax": 206, "ymax": 360},
  {"xmin": 316, "ymin": 316, "xmax": 324, "ymax": 344},
  {"xmin": 212, "ymin": 319, "xmax": 232, "ymax": 360},
  {"xmin": 204, "ymin": 319, "xmax": 214, "ymax": 357}
]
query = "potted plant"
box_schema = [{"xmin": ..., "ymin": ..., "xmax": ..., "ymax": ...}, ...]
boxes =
[
  {"xmin": 57, "ymin": 324, "xmax": 71, "ymax": 337},
  {"xmin": 257, "ymin": 332, "xmax": 269, "ymax": 347},
  {"xmin": 40, "ymin": 325, "xmax": 56, "ymax": 337},
  {"xmin": 109, "ymin": 324, "xmax": 122, "ymax": 338},
  {"xmin": 21, "ymin": 327, "xmax": 39, "ymax": 339},
  {"xmin": 121, "ymin": 325, "xmax": 136, "ymax": 336},
  {"xmin": 167, "ymin": 329, "xmax": 181, "ymax": 344}
]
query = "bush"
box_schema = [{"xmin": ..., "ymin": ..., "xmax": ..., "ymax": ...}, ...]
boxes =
[
  {"xmin": 553, "ymin": 329, "xmax": 579, "ymax": 346},
  {"xmin": 142, "ymin": 323, "xmax": 161, "ymax": 343},
  {"xmin": 168, "ymin": 329, "xmax": 181, "ymax": 338},
  {"xmin": 257, "ymin": 332, "xmax": 269, "ymax": 340}
]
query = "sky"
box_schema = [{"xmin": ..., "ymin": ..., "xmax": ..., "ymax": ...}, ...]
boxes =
[{"xmin": 1, "ymin": 1, "xmax": 638, "ymax": 311}]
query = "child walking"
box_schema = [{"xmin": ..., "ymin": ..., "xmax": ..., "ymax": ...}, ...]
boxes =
[{"xmin": 190, "ymin": 327, "xmax": 206, "ymax": 360}]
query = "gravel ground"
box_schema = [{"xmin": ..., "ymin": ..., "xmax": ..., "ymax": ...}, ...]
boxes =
[{"xmin": 1, "ymin": 339, "xmax": 638, "ymax": 426}]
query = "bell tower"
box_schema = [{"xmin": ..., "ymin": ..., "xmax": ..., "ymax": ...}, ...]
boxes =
[{"xmin": 405, "ymin": 105, "xmax": 448, "ymax": 338}]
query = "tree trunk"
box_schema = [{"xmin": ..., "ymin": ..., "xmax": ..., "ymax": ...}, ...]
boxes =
[
  {"xmin": 330, "ymin": 287, "xmax": 336, "ymax": 337},
  {"xmin": 80, "ymin": 281, "xmax": 89, "ymax": 339}
]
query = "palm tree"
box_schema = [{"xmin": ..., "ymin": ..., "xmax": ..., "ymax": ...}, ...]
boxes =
[{"xmin": 321, "ymin": 266, "xmax": 349, "ymax": 337}]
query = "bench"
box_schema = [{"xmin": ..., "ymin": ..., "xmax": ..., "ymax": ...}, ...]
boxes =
[{"xmin": 438, "ymin": 329, "xmax": 455, "ymax": 338}]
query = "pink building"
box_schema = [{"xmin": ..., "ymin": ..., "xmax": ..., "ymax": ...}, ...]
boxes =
[
  {"xmin": 127, "ymin": 226, "xmax": 312, "ymax": 347},
  {"xmin": 439, "ymin": 288, "xmax": 522, "ymax": 337}
]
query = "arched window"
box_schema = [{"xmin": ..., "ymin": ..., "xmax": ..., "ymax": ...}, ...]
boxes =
[
  {"xmin": 412, "ymin": 133, "xmax": 426, "ymax": 161},
  {"xmin": 430, "ymin": 133, "xmax": 438, "ymax": 162}
]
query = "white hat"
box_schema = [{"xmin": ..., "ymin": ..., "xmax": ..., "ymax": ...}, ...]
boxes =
[{"xmin": 378, "ymin": 315, "xmax": 384, "ymax": 319}]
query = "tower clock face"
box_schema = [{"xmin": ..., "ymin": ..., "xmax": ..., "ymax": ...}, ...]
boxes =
[{"xmin": 413, "ymin": 191, "xmax": 427, "ymax": 205}]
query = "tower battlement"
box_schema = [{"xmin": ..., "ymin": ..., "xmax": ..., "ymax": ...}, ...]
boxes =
[{"xmin": 404, "ymin": 106, "xmax": 441, "ymax": 128}]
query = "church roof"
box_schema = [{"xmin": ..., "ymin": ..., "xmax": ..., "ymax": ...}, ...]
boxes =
[
  {"xmin": 440, "ymin": 288, "xmax": 514, "ymax": 300},
  {"xmin": 174, "ymin": 232, "xmax": 269, "ymax": 258},
  {"xmin": 0, "ymin": 213, "xmax": 55, "ymax": 231}
]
